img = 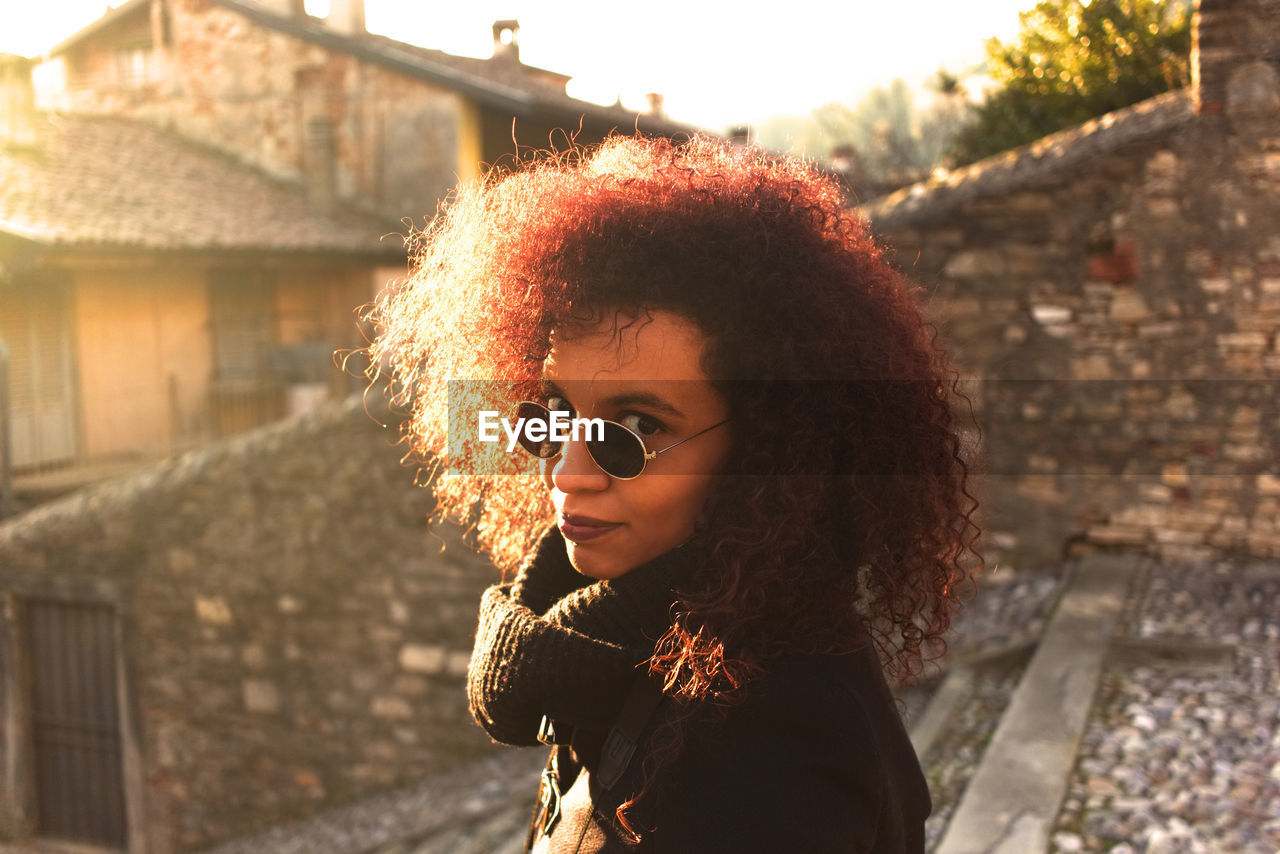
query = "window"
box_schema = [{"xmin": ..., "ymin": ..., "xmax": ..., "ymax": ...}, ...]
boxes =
[
  {"xmin": 207, "ymin": 269, "xmax": 285, "ymax": 434},
  {"xmin": 114, "ymin": 44, "xmax": 153, "ymax": 91},
  {"xmin": 208, "ymin": 269, "xmax": 278, "ymax": 383}
]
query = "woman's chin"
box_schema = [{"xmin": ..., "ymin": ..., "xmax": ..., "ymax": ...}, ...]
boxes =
[{"xmin": 564, "ymin": 540, "xmax": 632, "ymax": 581}]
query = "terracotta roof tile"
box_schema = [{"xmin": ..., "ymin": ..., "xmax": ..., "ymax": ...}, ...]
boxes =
[{"xmin": 0, "ymin": 115, "xmax": 404, "ymax": 255}]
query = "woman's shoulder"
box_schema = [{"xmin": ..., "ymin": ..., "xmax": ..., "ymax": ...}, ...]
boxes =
[
  {"xmin": 676, "ymin": 642, "xmax": 919, "ymax": 782},
  {"xmin": 733, "ymin": 644, "xmax": 904, "ymax": 734},
  {"xmin": 652, "ymin": 645, "xmax": 930, "ymax": 851}
]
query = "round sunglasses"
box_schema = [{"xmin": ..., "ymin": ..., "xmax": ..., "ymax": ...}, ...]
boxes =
[{"xmin": 513, "ymin": 400, "xmax": 730, "ymax": 480}]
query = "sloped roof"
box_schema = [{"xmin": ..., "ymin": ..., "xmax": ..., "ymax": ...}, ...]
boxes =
[
  {"xmin": 0, "ymin": 115, "xmax": 403, "ymax": 255},
  {"xmin": 867, "ymin": 90, "xmax": 1197, "ymax": 231},
  {"xmin": 219, "ymin": 0, "xmax": 698, "ymax": 137},
  {"xmin": 47, "ymin": 0, "xmax": 151, "ymax": 56},
  {"xmin": 50, "ymin": 0, "xmax": 698, "ymax": 138}
]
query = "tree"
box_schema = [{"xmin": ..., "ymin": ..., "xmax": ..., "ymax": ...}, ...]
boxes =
[
  {"xmin": 917, "ymin": 70, "xmax": 975, "ymax": 171},
  {"xmin": 814, "ymin": 79, "xmax": 924, "ymax": 185},
  {"xmin": 949, "ymin": 0, "xmax": 1191, "ymax": 165}
]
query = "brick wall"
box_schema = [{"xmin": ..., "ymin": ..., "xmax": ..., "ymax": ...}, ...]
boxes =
[{"xmin": 0, "ymin": 396, "xmax": 505, "ymax": 852}]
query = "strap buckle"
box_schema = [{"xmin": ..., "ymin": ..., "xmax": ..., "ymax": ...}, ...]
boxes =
[
  {"xmin": 537, "ymin": 753, "xmax": 562, "ymax": 836},
  {"xmin": 537, "ymin": 714, "xmax": 573, "ymax": 745}
]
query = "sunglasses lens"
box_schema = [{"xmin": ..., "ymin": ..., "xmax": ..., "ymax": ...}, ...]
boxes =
[
  {"xmin": 512, "ymin": 402, "xmax": 647, "ymax": 478},
  {"xmin": 514, "ymin": 402, "xmax": 561, "ymax": 459},
  {"xmin": 588, "ymin": 421, "xmax": 647, "ymax": 479}
]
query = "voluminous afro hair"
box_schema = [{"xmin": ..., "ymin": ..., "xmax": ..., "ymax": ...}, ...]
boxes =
[{"xmin": 370, "ymin": 134, "xmax": 981, "ymax": 818}]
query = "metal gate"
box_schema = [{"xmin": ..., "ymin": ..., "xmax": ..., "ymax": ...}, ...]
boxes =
[{"xmin": 26, "ymin": 599, "xmax": 128, "ymax": 848}]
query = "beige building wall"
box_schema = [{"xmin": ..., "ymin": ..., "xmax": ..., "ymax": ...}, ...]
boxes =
[
  {"xmin": 72, "ymin": 266, "xmax": 211, "ymax": 458},
  {"xmin": 275, "ymin": 264, "xmax": 377, "ymax": 396}
]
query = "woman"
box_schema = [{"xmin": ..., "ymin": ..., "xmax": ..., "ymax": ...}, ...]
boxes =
[{"xmin": 370, "ymin": 135, "xmax": 981, "ymax": 852}]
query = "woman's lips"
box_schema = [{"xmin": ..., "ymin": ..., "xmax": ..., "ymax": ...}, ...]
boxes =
[{"xmin": 559, "ymin": 514, "xmax": 621, "ymax": 543}]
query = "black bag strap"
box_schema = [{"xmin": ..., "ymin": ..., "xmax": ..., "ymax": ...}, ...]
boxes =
[
  {"xmin": 523, "ymin": 671, "xmax": 666, "ymax": 852},
  {"xmin": 595, "ymin": 670, "xmax": 666, "ymax": 791}
]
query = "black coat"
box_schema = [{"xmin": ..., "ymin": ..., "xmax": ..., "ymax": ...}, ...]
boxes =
[
  {"xmin": 466, "ymin": 533, "xmax": 931, "ymax": 853},
  {"xmin": 530, "ymin": 646, "xmax": 930, "ymax": 853}
]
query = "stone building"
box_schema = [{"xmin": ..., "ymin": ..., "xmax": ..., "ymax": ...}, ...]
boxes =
[
  {"xmin": 0, "ymin": 397, "xmax": 503, "ymax": 852},
  {"xmin": 0, "ymin": 53, "xmax": 401, "ymax": 499},
  {"xmin": 35, "ymin": 0, "xmax": 693, "ymax": 221},
  {"xmin": 0, "ymin": 3, "xmax": 696, "ymax": 842},
  {"xmin": 4, "ymin": 0, "xmax": 694, "ymax": 500},
  {"xmin": 867, "ymin": 0, "xmax": 1280, "ymax": 573}
]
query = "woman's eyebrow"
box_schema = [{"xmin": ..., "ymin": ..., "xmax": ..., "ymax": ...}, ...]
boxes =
[
  {"xmin": 600, "ymin": 391, "xmax": 685, "ymax": 419},
  {"xmin": 538, "ymin": 378, "xmax": 686, "ymax": 419}
]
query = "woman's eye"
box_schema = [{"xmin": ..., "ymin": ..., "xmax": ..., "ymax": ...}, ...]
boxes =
[
  {"xmin": 545, "ymin": 394, "xmax": 573, "ymax": 416},
  {"xmin": 619, "ymin": 412, "xmax": 663, "ymax": 438}
]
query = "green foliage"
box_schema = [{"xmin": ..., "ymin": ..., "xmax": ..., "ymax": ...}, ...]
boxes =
[
  {"xmin": 949, "ymin": 0, "xmax": 1192, "ymax": 165},
  {"xmin": 776, "ymin": 75, "xmax": 971, "ymax": 192}
]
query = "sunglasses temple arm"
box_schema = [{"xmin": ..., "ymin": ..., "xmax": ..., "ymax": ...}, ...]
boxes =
[{"xmin": 650, "ymin": 417, "xmax": 732, "ymax": 459}]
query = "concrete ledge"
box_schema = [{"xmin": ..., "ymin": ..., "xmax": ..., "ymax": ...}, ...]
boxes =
[
  {"xmin": 910, "ymin": 664, "xmax": 975, "ymax": 759},
  {"xmin": 935, "ymin": 553, "xmax": 1142, "ymax": 854}
]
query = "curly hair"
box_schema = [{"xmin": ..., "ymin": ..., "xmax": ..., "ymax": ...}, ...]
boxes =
[{"xmin": 369, "ymin": 133, "xmax": 981, "ymax": 837}]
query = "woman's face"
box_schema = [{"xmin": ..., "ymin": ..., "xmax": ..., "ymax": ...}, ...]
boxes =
[{"xmin": 539, "ymin": 310, "xmax": 732, "ymax": 580}]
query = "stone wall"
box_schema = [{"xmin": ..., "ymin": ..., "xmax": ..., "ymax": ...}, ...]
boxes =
[
  {"xmin": 868, "ymin": 12, "xmax": 1280, "ymax": 573},
  {"xmin": 0, "ymin": 395, "xmax": 506, "ymax": 852}
]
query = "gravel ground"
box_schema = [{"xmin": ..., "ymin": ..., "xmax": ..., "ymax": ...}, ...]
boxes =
[
  {"xmin": 196, "ymin": 750, "xmax": 547, "ymax": 854},
  {"xmin": 1050, "ymin": 558, "xmax": 1280, "ymax": 854},
  {"xmin": 946, "ymin": 568, "xmax": 1064, "ymax": 663}
]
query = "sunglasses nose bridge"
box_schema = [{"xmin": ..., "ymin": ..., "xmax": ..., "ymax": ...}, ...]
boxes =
[
  {"xmin": 513, "ymin": 403, "xmax": 649, "ymax": 480},
  {"xmin": 550, "ymin": 426, "xmax": 612, "ymax": 483}
]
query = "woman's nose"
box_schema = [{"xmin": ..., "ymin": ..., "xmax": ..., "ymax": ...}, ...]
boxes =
[{"xmin": 548, "ymin": 434, "xmax": 610, "ymax": 493}]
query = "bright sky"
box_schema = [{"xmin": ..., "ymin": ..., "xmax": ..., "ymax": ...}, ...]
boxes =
[{"xmin": 0, "ymin": 0, "xmax": 1028, "ymax": 131}]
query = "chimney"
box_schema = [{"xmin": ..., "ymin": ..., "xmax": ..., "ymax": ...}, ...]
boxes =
[
  {"xmin": 305, "ymin": 116, "xmax": 337, "ymax": 214},
  {"xmin": 492, "ymin": 20, "xmax": 520, "ymax": 63},
  {"xmin": 1192, "ymin": 0, "xmax": 1280, "ymax": 115},
  {"xmin": 328, "ymin": 0, "xmax": 366, "ymax": 35},
  {"xmin": 0, "ymin": 54, "xmax": 38, "ymax": 148},
  {"xmin": 645, "ymin": 92, "xmax": 665, "ymax": 119}
]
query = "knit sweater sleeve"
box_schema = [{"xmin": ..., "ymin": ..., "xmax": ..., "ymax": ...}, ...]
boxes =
[
  {"xmin": 466, "ymin": 584, "xmax": 639, "ymax": 745},
  {"xmin": 466, "ymin": 541, "xmax": 693, "ymax": 747}
]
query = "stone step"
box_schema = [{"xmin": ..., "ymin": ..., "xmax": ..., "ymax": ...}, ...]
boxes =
[{"xmin": 933, "ymin": 553, "xmax": 1139, "ymax": 854}]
